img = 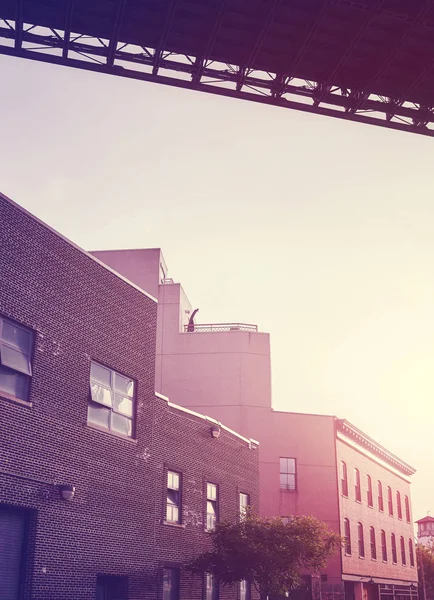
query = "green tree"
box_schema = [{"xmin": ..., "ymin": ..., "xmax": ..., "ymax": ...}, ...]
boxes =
[
  {"xmin": 418, "ymin": 543, "xmax": 434, "ymax": 600},
  {"xmin": 188, "ymin": 513, "xmax": 341, "ymax": 600}
]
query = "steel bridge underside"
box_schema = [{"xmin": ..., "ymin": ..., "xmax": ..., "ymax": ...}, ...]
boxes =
[{"xmin": 1, "ymin": 0, "xmax": 434, "ymax": 137}]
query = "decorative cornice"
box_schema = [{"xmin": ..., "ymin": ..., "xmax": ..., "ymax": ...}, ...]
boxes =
[{"xmin": 336, "ymin": 419, "xmax": 416, "ymax": 476}]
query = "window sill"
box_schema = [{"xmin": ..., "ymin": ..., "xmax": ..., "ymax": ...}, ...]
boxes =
[
  {"xmin": 163, "ymin": 521, "xmax": 186, "ymax": 529},
  {"xmin": 279, "ymin": 488, "xmax": 297, "ymax": 493},
  {"xmin": 0, "ymin": 392, "xmax": 32, "ymax": 408},
  {"xmin": 355, "ymin": 499, "xmax": 362, "ymax": 504},
  {"xmin": 87, "ymin": 422, "xmax": 137, "ymax": 443}
]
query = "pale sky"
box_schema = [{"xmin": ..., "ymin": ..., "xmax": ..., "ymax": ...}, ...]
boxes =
[{"xmin": 1, "ymin": 54, "xmax": 433, "ymax": 524}]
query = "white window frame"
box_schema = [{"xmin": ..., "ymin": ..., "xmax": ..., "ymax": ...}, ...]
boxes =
[{"xmin": 0, "ymin": 316, "xmax": 33, "ymax": 402}]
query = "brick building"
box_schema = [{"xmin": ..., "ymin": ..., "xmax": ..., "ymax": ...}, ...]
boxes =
[
  {"xmin": 92, "ymin": 249, "xmax": 418, "ymax": 600},
  {"xmin": 0, "ymin": 192, "xmax": 259, "ymax": 600}
]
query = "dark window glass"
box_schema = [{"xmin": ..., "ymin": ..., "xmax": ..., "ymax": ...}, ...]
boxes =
[
  {"xmin": 88, "ymin": 362, "xmax": 135, "ymax": 437},
  {"xmin": 400, "ymin": 536, "xmax": 406, "ymax": 565},
  {"xmin": 391, "ymin": 533, "xmax": 397, "ymax": 563},
  {"xmin": 279, "ymin": 458, "xmax": 296, "ymax": 491},
  {"xmin": 167, "ymin": 471, "xmax": 181, "ymax": 523},
  {"xmin": 409, "ymin": 539, "xmax": 414, "ymax": 567},
  {"xmin": 163, "ymin": 568, "xmax": 180, "ymax": 600},
  {"xmin": 96, "ymin": 575, "xmax": 128, "ymax": 600},
  {"xmin": 370, "ymin": 527, "xmax": 377, "ymax": 560},
  {"xmin": 344, "ymin": 519, "xmax": 351, "ymax": 555},
  {"xmin": 206, "ymin": 483, "xmax": 218, "ymax": 531},
  {"xmin": 397, "ymin": 492, "xmax": 403, "ymax": 520},
  {"xmin": 367, "ymin": 475, "xmax": 373, "ymax": 507},
  {"xmin": 205, "ymin": 573, "xmax": 218, "ymax": 600},
  {"xmin": 358, "ymin": 523, "xmax": 365, "ymax": 557},
  {"xmin": 239, "ymin": 493, "xmax": 249, "ymax": 520},
  {"xmin": 378, "ymin": 481, "xmax": 384, "ymax": 511},
  {"xmin": 388, "ymin": 487, "xmax": 394, "ymax": 516},
  {"xmin": 405, "ymin": 496, "xmax": 411, "ymax": 522},
  {"xmin": 354, "ymin": 469, "xmax": 361, "ymax": 502},
  {"xmin": 0, "ymin": 317, "xmax": 33, "ymax": 401},
  {"xmin": 341, "ymin": 462, "xmax": 348, "ymax": 496},
  {"xmin": 381, "ymin": 530, "xmax": 387, "ymax": 561}
]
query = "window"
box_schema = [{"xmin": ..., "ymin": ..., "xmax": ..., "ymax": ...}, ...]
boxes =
[
  {"xmin": 388, "ymin": 487, "xmax": 394, "ymax": 516},
  {"xmin": 240, "ymin": 580, "xmax": 251, "ymax": 600},
  {"xmin": 354, "ymin": 468, "xmax": 361, "ymax": 502},
  {"xmin": 381, "ymin": 530, "xmax": 387, "ymax": 561},
  {"xmin": 341, "ymin": 461, "xmax": 348, "ymax": 496},
  {"xmin": 370, "ymin": 527, "xmax": 377, "ymax": 560},
  {"xmin": 96, "ymin": 575, "xmax": 128, "ymax": 600},
  {"xmin": 0, "ymin": 317, "xmax": 33, "ymax": 402},
  {"xmin": 409, "ymin": 539, "xmax": 414, "ymax": 567},
  {"xmin": 358, "ymin": 523, "xmax": 365, "ymax": 558},
  {"xmin": 396, "ymin": 492, "xmax": 402, "ymax": 520},
  {"xmin": 344, "ymin": 519, "xmax": 351, "ymax": 555},
  {"xmin": 400, "ymin": 536, "xmax": 406, "ymax": 565},
  {"xmin": 205, "ymin": 573, "xmax": 218, "ymax": 600},
  {"xmin": 163, "ymin": 568, "xmax": 180, "ymax": 600},
  {"xmin": 405, "ymin": 496, "xmax": 411, "ymax": 522},
  {"xmin": 391, "ymin": 534, "xmax": 397, "ymax": 563},
  {"xmin": 206, "ymin": 483, "xmax": 218, "ymax": 531},
  {"xmin": 88, "ymin": 362, "xmax": 135, "ymax": 437},
  {"xmin": 378, "ymin": 481, "xmax": 384, "ymax": 511},
  {"xmin": 280, "ymin": 458, "xmax": 296, "ymax": 491},
  {"xmin": 239, "ymin": 493, "xmax": 250, "ymax": 520},
  {"xmin": 367, "ymin": 475, "xmax": 373, "ymax": 507},
  {"xmin": 166, "ymin": 471, "xmax": 181, "ymax": 524}
]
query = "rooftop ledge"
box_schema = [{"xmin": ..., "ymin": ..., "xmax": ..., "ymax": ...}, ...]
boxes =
[{"xmin": 183, "ymin": 323, "xmax": 258, "ymax": 333}]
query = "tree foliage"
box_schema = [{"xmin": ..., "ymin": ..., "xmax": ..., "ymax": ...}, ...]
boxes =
[
  {"xmin": 188, "ymin": 513, "xmax": 342, "ymax": 600},
  {"xmin": 418, "ymin": 543, "xmax": 434, "ymax": 600}
]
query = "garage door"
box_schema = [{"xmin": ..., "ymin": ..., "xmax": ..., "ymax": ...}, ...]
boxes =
[{"xmin": 0, "ymin": 506, "xmax": 26, "ymax": 600}]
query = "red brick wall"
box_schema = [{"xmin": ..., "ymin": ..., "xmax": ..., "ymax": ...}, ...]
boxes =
[
  {"xmin": 0, "ymin": 193, "xmax": 259, "ymax": 600},
  {"xmin": 337, "ymin": 438, "xmax": 416, "ymax": 583}
]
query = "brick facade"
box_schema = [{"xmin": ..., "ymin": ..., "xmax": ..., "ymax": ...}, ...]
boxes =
[{"xmin": 0, "ymin": 192, "xmax": 259, "ymax": 600}]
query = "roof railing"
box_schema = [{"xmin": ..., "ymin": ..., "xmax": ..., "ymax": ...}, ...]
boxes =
[{"xmin": 183, "ymin": 323, "xmax": 258, "ymax": 333}]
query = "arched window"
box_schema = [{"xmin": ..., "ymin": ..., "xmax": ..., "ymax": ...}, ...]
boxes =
[
  {"xmin": 396, "ymin": 491, "xmax": 402, "ymax": 520},
  {"xmin": 381, "ymin": 530, "xmax": 387, "ymax": 561},
  {"xmin": 405, "ymin": 496, "xmax": 411, "ymax": 522},
  {"xmin": 400, "ymin": 536, "xmax": 406, "ymax": 565},
  {"xmin": 391, "ymin": 533, "xmax": 397, "ymax": 563},
  {"xmin": 358, "ymin": 522, "xmax": 365, "ymax": 558},
  {"xmin": 344, "ymin": 518, "xmax": 351, "ymax": 555},
  {"xmin": 367, "ymin": 475, "xmax": 373, "ymax": 507},
  {"xmin": 341, "ymin": 462, "xmax": 348, "ymax": 496},
  {"xmin": 354, "ymin": 468, "xmax": 361, "ymax": 502},
  {"xmin": 370, "ymin": 526, "xmax": 377, "ymax": 560},
  {"xmin": 388, "ymin": 486, "xmax": 394, "ymax": 516},
  {"xmin": 409, "ymin": 539, "xmax": 415, "ymax": 567},
  {"xmin": 378, "ymin": 481, "xmax": 384, "ymax": 511}
]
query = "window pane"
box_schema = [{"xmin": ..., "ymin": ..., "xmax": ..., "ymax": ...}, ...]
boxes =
[
  {"xmin": 87, "ymin": 404, "xmax": 110, "ymax": 429},
  {"xmin": 90, "ymin": 363, "xmax": 111, "ymax": 386},
  {"xmin": 113, "ymin": 394, "xmax": 133, "ymax": 417},
  {"xmin": 112, "ymin": 413, "xmax": 132, "ymax": 437},
  {"xmin": 207, "ymin": 484, "xmax": 217, "ymax": 500},
  {"xmin": 2, "ymin": 321, "xmax": 31, "ymax": 352},
  {"xmin": 0, "ymin": 365, "xmax": 28, "ymax": 400},
  {"xmin": 279, "ymin": 458, "xmax": 287, "ymax": 473},
  {"xmin": 167, "ymin": 489, "xmax": 179, "ymax": 506},
  {"xmin": 90, "ymin": 383, "xmax": 112, "ymax": 407},
  {"xmin": 114, "ymin": 373, "xmax": 134, "ymax": 397},
  {"xmin": 287, "ymin": 458, "xmax": 296, "ymax": 473},
  {"xmin": 168, "ymin": 472, "xmax": 180, "ymax": 490},
  {"xmin": 280, "ymin": 474, "xmax": 288, "ymax": 488},
  {"xmin": 166, "ymin": 505, "xmax": 179, "ymax": 523},
  {"xmin": 207, "ymin": 501, "xmax": 216, "ymax": 516},
  {"xmin": 287, "ymin": 474, "xmax": 296, "ymax": 490},
  {"xmin": 1, "ymin": 345, "xmax": 31, "ymax": 376}
]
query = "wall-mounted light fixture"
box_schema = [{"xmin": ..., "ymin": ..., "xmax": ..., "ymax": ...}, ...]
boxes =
[
  {"xmin": 59, "ymin": 484, "xmax": 76, "ymax": 501},
  {"xmin": 210, "ymin": 425, "xmax": 221, "ymax": 439}
]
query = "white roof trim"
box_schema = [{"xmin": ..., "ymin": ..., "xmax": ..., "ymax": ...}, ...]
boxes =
[
  {"xmin": 160, "ymin": 396, "xmax": 259, "ymax": 448},
  {"xmin": 0, "ymin": 192, "xmax": 158, "ymax": 303}
]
